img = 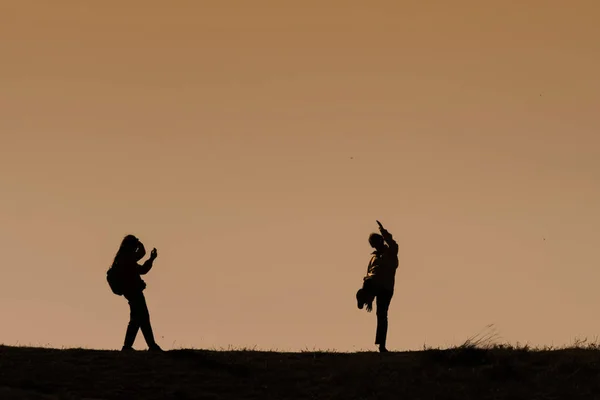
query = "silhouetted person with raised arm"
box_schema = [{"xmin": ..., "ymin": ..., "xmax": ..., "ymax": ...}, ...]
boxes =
[
  {"xmin": 356, "ymin": 220, "xmax": 399, "ymax": 352},
  {"xmin": 107, "ymin": 234, "xmax": 163, "ymax": 352}
]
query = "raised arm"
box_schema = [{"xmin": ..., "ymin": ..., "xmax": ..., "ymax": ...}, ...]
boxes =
[
  {"xmin": 137, "ymin": 248, "xmax": 157, "ymax": 275},
  {"xmin": 377, "ymin": 220, "xmax": 398, "ymax": 253}
]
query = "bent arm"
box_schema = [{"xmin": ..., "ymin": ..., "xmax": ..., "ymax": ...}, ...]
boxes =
[
  {"xmin": 381, "ymin": 229, "xmax": 398, "ymax": 254},
  {"xmin": 137, "ymin": 258, "xmax": 155, "ymax": 275},
  {"xmin": 366, "ymin": 255, "xmax": 376, "ymax": 274}
]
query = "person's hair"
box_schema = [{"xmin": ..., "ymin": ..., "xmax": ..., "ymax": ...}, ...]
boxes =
[
  {"xmin": 369, "ymin": 233, "xmax": 384, "ymax": 248},
  {"xmin": 110, "ymin": 234, "xmax": 139, "ymax": 269}
]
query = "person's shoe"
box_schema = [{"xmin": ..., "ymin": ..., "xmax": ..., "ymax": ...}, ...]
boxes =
[
  {"xmin": 148, "ymin": 344, "xmax": 164, "ymax": 352},
  {"xmin": 356, "ymin": 289, "xmax": 365, "ymax": 309},
  {"xmin": 121, "ymin": 346, "xmax": 135, "ymax": 352},
  {"xmin": 378, "ymin": 345, "xmax": 389, "ymax": 353}
]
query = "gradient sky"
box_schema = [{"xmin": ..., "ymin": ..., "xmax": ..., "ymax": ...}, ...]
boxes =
[{"xmin": 1, "ymin": 1, "xmax": 599, "ymax": 351}]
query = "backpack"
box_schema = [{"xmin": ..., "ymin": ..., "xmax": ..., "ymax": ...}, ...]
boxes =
[{"xmin": 106, "ymin": 267, "xmax": 124, "ymax": 296}]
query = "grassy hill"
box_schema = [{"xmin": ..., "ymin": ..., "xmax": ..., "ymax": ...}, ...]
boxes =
[{"xmin": 1, "ymin": 344, "xmax": 600, "ymax": 399}]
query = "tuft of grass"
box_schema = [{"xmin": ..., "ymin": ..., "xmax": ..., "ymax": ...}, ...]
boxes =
[{"xmin": 461, "ymin": 324, "xmax": 502, "ymax": 349}]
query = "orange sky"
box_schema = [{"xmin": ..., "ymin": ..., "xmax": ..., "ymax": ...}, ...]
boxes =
[{"xmin": 1, "ymin": 1, "xmax": 599, "ymax": 351}]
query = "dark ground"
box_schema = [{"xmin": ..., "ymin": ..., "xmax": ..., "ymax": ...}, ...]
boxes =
[{"xmin": 0, "ymin": 344, "xmax": 599, "ymax": 399}]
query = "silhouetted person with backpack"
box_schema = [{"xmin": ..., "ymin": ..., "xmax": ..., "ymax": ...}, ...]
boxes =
[
  {"xmin": 356, "ymin": 220, "xmax": 399, "ymax": 352},
  {"xmin": 107, "ymin": 234, "xmax": 163, "ymax": 352}
]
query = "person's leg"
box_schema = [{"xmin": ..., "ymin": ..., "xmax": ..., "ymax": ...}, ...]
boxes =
[
  {"xmin": 364, "ymin": 279, "xmax": 375, "ymax": 312},
  {"xmin": 357, "ymin": 279, "xmax": 376, "ymax": 311},
  {"xmin": 375, "ymin": 289, "xmax": 393, "ymax": 352},
  {"xmin": 125, "ymin": 292, "xmax": 161, "ymax": 351},
  {"xmin": 123, "ymin": 294, "xmax": 141, "ymax": 350},
  {"xmin": 357, "ymin": 279, "xmax": 369, "ymax": 309},
  {"xmin": 135, "ymin": 292, "xmax": 162, "ymax": 350},
  {"xmin": 356, "ymin": 288, "xmax": 366, "ymax": 309}
]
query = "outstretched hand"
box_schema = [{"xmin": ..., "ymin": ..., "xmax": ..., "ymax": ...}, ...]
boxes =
[
  {"xmin": 376, "ymin": 220, "xmax": 384, "ymax": 231},
  {"xmin": 150, "ymin": 248, "xmax": 158, "ymax": 260}
]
